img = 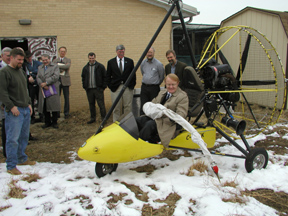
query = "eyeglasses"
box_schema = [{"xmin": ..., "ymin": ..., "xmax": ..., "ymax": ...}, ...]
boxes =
[{"xmin": 166, "ymin": 84, "xmax": 177, "ymax": 87}]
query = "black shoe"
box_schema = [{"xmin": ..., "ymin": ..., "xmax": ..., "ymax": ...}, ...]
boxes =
[
  {"xmin": 31, "ymin": 118, "xmax": 35, "ymax": 124},
  {"xmin": 29, "ymin": 136, "xmax": 38, "ymax": 141},
  {"xmin": 52, "ymin": 124, "xmax": 59, "ymax": 129},
  {"xmin": 42, "ymin": 124, "xmax": 51, "ymax": 129},
  {"xmin": 64, "ymin": 114, "xmax": 70, "ymax": 119},
  {"xmin": 34, "ymin": 118, "xmax": 42, "ymax": 123},
  {"xmin": 87, "ymin": 119, "xmax": 95, "ymax": 124}
]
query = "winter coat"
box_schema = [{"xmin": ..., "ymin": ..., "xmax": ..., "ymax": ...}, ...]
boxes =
[
  {"xmin": 36, "ymin": 62, "xmax": 61, "ymax": 113},
  {"xmin": 81, "ymin": 61, "xmax": 107, "ymax": 90},
  {"xmin": 152, "ymin": 87, "xmax": 189, "ymax": 147},
  {"xmin": 165, "ymin": 61, "xmax": 187, "ymax": 89}
]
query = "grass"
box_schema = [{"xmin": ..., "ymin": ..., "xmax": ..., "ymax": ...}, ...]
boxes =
[
  {"xmin": 0, "ymin": 205, "xmax": 11, "ymax": 213},
  {"xmin": 22, "ymin": 173, "xmax": 41, "ymax": 183},
  {"xmin": 8, "ymin": 179, "xmax": 27, "ymax": 199},
  {"xmin": 242, "ymin": 189, "xmax": 288, "ymax": 214},
  {"xmin": 186, "ymin": 159, "xmax": 209, "ymax": 176},
  {"xmin": 142, "ymin": 192, "xmax": 181, "ymax": 216}
]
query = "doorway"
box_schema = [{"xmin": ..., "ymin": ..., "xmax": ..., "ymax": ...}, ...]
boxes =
[{"xmin": 1, "ymin": 38, "xmax": 28, "ymax": 51}]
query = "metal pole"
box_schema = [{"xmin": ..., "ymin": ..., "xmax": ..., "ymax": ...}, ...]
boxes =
[
  {"xmin": 168, "ymin": 146, "xmax": 246, "ymax": 159},
  {"xmin": 175, "ymin": 0, "xmax": 197, "ymax": 68},
  {"xmin": 95, "ymin": 2, "xmax": 177, "ymax": 134},
  {"xmin": 215, "ymin": 126, "xmax": 248, "ymax": 156}
]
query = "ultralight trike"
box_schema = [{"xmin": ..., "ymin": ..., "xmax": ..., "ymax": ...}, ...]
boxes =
[{"xmin": 77, "ymin": 0, "xmax": 286, "ymax": 178}]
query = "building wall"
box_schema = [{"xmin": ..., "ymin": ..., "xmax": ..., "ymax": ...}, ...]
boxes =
[
  {"xmin": 0, "ymin": 0, "xmax": 172, "ymax": 112},
  {"xmin": 221, "ymin": 10, "xmax": 287, "ymax": 72}
]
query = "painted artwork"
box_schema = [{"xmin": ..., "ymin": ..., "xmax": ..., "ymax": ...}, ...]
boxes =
[{"xmin": 27, "ymin": 37, "xmax": 57, "ymax": 61}]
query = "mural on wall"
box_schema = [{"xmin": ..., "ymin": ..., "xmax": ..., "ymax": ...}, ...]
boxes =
[{"xmin": 27, "ymin": 37, "xmax": 57, "ymax": 61}]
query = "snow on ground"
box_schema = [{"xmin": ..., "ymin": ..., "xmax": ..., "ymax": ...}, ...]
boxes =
[{"xmin": 0, "ymin": 124, "xmax": 288, "ymax": 216}]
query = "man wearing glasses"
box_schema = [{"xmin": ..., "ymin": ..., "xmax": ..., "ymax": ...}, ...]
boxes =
[{"xmin": 136, "ymin": 74, "xmax": 188, "ymax": 147}]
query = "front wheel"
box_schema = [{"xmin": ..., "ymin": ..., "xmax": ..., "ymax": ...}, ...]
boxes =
[
  {"xmin": 245, "ymin": 148, "xmax": 268, "ymax": 173},
  {"xmin": 95, "ymin": 163, "xmax": 118, "ymax": 178}
]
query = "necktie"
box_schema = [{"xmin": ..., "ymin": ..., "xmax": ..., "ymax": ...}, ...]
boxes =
[
  {"xmin": 44, "ymin": 66, "xmax": 47, "ymax": 71},
  {"xmin": 166, "ymin": 92, "xmax": 171, "ymax": 100},
  {"xmin": 161, "ymin": 92, "xmax": 171, "ymax": 105},
  {"xmin": 60, "ymin": 58, "xmax": 63, "ymax": 63},
  {"xmin": 119, "ymin": 59, "xmax": 123, "ymax": 74}
]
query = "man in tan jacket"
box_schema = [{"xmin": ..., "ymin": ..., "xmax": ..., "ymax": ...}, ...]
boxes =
[
  {"xmin": 136, "ymin": 74, "xmax": 189, "ymax": 147},
  {"xmin": 53, "ymin": 46, "xmax": 71, "ymax": 119}
]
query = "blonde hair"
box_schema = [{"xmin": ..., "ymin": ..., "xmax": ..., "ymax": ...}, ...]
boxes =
[{"xmin": 165, "ymin": 73, "xmax": 179, "ymax": 83}]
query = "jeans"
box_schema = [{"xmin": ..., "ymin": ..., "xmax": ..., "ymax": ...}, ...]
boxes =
[
  {"xmin": 5, "ymin": 107, "xmax": 31, "ymax": 170},
  {"xmin": 2, "ymin": 119, "xmax": 6, "ymax": 157}
]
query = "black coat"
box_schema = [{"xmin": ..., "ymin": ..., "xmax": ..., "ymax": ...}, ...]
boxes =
[
  {"xmin": 106, "ymin": 57, "xmax": 136, "ymax": 92},
  {"xmin": 165, "ymin": 60, "xmax": 187, "ymax": 89},
  {"xmin": 81, "ymin": 61, "xmax": 107, "ymax": 90}
]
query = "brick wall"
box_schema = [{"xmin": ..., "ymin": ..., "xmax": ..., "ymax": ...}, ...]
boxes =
[{"xmin": 0, "ymin": 0, "xmax": 172, "ymax": 112}]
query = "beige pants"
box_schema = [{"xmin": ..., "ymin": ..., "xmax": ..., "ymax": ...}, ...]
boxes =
[{"xmin": 111, "ymin": 84, "xmax": 133, "ymax": 122}]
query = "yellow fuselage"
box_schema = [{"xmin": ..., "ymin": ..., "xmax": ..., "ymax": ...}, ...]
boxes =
[{"xmin": 78, "ymin": 122, "xmax": 216, "ymax": 163}]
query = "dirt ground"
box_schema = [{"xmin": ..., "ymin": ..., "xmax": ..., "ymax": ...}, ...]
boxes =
[
  {"xmin": 0, "ymin": 109, "xmax": 113, "ymax": 164},
  {"xmin": 0, "ymin": 107, "xmax": 288, "ymax": 215}
]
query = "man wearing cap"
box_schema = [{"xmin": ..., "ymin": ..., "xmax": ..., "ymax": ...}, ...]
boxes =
[
  {"xmin": 24, "ymin": 50, "xmax": 42, "ymax": 123},
  {"xmin": 106, "ymin": 45, "xmax": 136, "ymax": 122}
]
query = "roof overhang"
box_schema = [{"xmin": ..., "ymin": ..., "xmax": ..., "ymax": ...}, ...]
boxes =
[{"xmin": 138, "ymin": 0, "xmax": 199, "ymax": 21}]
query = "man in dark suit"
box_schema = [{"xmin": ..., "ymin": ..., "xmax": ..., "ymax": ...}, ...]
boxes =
[
  {"xmin": 106, "ymin": 45, "xmax": 136, "ymax": 122},
  {"xmin": 165, "ymin": 49, "xmax": 187, "ymax": 90}
]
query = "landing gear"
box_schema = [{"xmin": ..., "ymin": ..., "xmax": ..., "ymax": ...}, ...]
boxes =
[
  {"xmin": 95, "ymin": 163, "xmax": 118, "ymax": 178},
  {"xmin": 245, "ymin": 148, "xmax": 268, "ymax": 173}
]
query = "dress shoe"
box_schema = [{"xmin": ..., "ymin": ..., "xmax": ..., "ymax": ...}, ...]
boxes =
[
  {"xmin": 42, "ymin": 124, "xmax": 51, "ymax": 129},
  {"xmin": 18, "ymin": 160, "xmax": 36, "ymax": 166},
  {"xmin": 34, "ymin": 118, "xmax": 42, "ymax": 123},
  {"xmin": 31, "ymin": 118, "xmax": 36, "ymax": 124},
  {"xmin": 7, "ymin": 167, "xmax": 22, "ymax": 175},
  {"xmin": 29, "ymin": 136, "xmax": 38, "ymax": 141},
  {"xmin": 52, "ymin": 124, "xmax": 59, "ymax": 129},
  {"xmin": 87, "ymin": 119, "xmax": 95, "ymax": 124}
]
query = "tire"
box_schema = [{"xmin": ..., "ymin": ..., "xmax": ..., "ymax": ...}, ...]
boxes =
[
  {"xmin": 245, "ymin": 148, "xmax": 268, "ymax": 173},
  {"xmin": 95, "ymin": 163, "xmax": 118, "ymax": 178}
]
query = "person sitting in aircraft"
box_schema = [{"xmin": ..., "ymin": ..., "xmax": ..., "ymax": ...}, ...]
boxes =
[{"xmin": 136, "ymin": 74, "xmax": 189, "ymax": 148}]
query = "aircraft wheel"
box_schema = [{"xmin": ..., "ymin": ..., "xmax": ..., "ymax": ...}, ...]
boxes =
[
  {"xmin": 95, "ymin": 163, "xmax": 118, "ymax": 178},
  {"xmin": 245, "ymin": 148, "xmax": 268, "ymax": 173}
]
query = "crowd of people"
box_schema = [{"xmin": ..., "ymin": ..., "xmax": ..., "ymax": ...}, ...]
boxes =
[{"xmin": 0, "ymin": 45, "xmax": 189, "ymax": 175}]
